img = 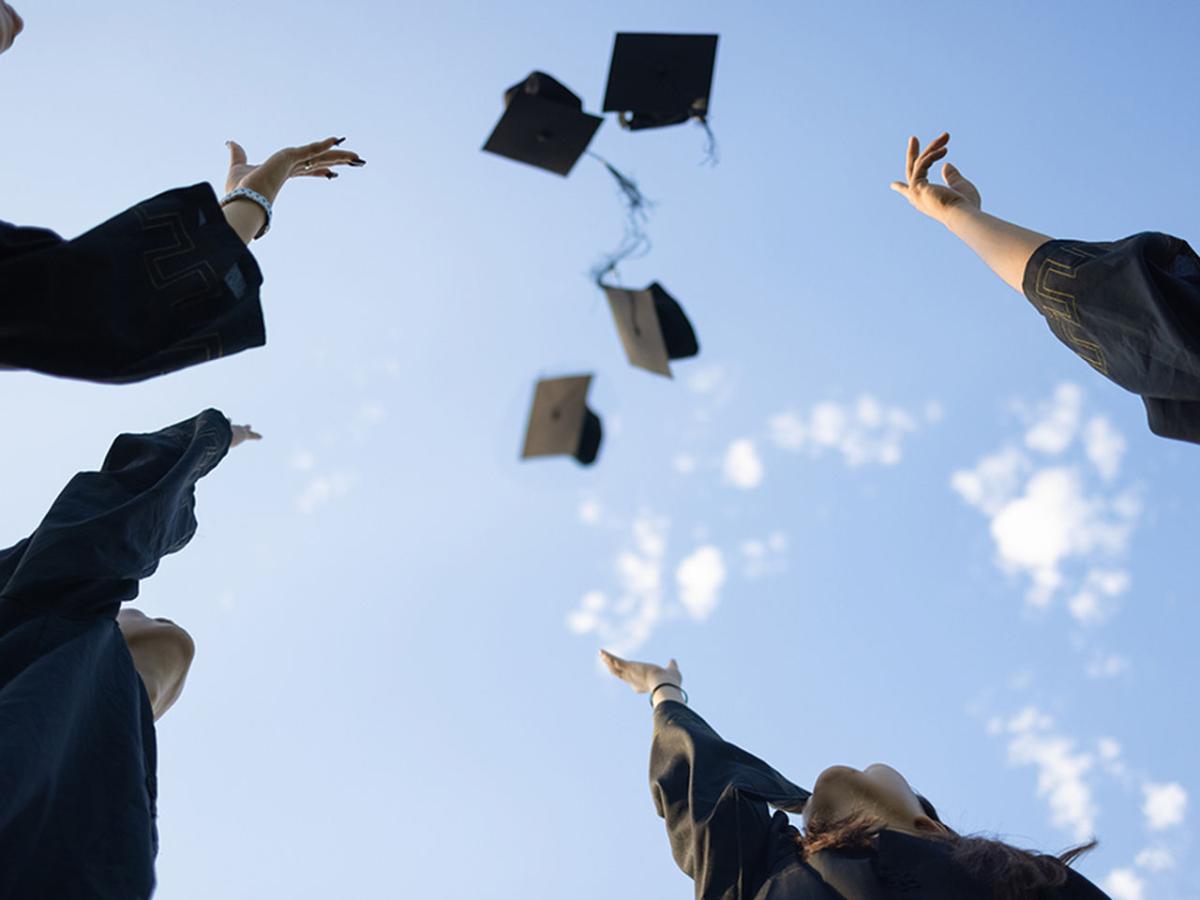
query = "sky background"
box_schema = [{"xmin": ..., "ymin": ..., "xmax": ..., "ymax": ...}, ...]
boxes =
[{"xmin": 2, "ymin": 1, "xmax": 1199, "ymax": 897}]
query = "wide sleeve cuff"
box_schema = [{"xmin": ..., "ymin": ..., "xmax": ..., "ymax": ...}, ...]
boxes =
[
  {"xmin": 0, "ymin": 184, "xmax": 266, "ymax": 383},
  {"xmin": 0, "ymin": 410, "xmax": 233, "ymax": 617}
]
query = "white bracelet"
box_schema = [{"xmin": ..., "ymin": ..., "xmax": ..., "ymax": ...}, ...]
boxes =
[{"xmin": 219, "ymin": 187, "xmax": 272, "ymax": 239}]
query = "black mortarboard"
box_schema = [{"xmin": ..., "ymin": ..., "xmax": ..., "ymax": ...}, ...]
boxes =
[
  {"xmin": 483, "ymin": 71, "xmax": 603, "ymax": 176},
  {"xmin": 601, "ymin": 281, "xmax": 699, "ymax": 377},
  {"xmin": 521, "ymin": 374, "xmax": 602, "ymax": 465},
  {"xmin": 602, "ymin": 33, "xmax": 718, "ymax": 130}
]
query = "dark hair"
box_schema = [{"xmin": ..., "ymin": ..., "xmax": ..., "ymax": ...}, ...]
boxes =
[{"xmin": 796, "ymin": 814, "xmax": 1096, "ymax": 900}]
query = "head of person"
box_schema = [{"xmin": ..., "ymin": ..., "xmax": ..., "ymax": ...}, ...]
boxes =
[
  {"xmin": 800, "ymin": 763, "xmax": 1095, "ymax": 898},
  {"xmin": 116, "ymin": 608, "xmax": 196, "ymax": 722},
  {"xmin": 0, "ymin": 2, "xmax": 23, "ymax": 56}
]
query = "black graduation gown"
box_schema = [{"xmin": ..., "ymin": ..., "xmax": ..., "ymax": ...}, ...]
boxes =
[
  {"xmin": 0, "ymin": 184, "xmax": 265, "ymax": 383},
  {"xmin": 650, "ymin": 701, "xmax": 1111, "ymax": 899},
  {"xmin": 0, "ymin": 409, "xmax": 232, "ymax": 899},
  {"xmin": 1022, "ymin": 232, "xmax": 1200, "ymax": 443}
]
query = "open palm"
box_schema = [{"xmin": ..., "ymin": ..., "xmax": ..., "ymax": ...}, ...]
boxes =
[
  {"xmin": 890, "ymin": 132, "xmax": 981, "ymax": 223},
  {"xmin": 224, "ymin": 137, "xmax": 365, "ymax": 205}
]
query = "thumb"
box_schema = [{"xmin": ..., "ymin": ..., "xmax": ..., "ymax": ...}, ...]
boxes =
[
  {"xmin": 667, "ymin": 658, "xmax": 680, "ymax": 674},
  {"xmin": 227, "ymin": 140, "xmax": 248, "ymax": 168},
  {"xmin": 942, "ymin": 162, "xmax": 963, "ymax": 183}
]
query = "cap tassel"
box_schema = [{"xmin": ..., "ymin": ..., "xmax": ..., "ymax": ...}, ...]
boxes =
[
  {"xmin": 587, "ymin": 153, "xmax": 653, "ymax": 285},
  {"xmin": 698, "ymin": 117, "xmax": 719, "ymax": 166}
]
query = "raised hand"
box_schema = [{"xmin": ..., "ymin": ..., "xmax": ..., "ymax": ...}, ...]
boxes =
[
  {"xmin": 890, "ymin": 132, "xmax": 981, "ymax": 224},
  {"xmin": 600, "ymin": 649, "xmax": 682, "ymax": 695},
  {"xmin": 0, "ymin": 2, "xmax": 24, "ymax": 55},
  {"xmin": 228, "ymin": 424, "xmax": 262, "ymax": 448},
  {"xmin": 224, "ymin": 136, "xmax": 366, "ymax": 206}
]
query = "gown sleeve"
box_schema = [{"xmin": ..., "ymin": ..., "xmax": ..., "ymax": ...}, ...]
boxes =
[
  {"xmin": 650, "ymin": 700, "xmax": 812, "ymax": 900},
  {"xmin": 0, "ymin": 183, "xmax": 265, "ymax": 383},
  {"xmin": 0, "ymin": 409, "xmax": 232, "ymax": 618},
  {"xmin": 1022, "ymin": 232, "xmax": 1200, "ymax": 442}
]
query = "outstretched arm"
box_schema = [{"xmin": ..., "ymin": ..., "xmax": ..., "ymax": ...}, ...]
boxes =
[
  {"xmin": 221, "ymin": 136, "xmax": 366, "ymax": 244},
  {"xmin": 891, "ymin": 132, "xmax": 1051, "ymax": 292},
  {"xmin": 602, "ymin": 651, "xmax": 811, "ymax": 900}
]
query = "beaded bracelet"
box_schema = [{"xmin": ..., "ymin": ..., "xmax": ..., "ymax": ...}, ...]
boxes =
[
  {"xmin": 649, "ymin": 683, "xmax": 687, "ymax": 706},
  {"xmin": 219, "ymin": 187, "xmax": 272, "ymax": 239}
]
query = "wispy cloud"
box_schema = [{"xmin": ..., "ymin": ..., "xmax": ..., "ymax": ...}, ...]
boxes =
[
  {"xmin": 568, "ymin": 513, "xmax": 737, "ymax": 655},
  {"xmin": 740, "ymin": 531, "xmax": 789, "ymax": 579},
  {"xmin": 766, "ymin": 394, "xmax": 932, "ymax": 466},
  {"xmin": 296, "ymin": 471, "xmax": 356, "ymax": 515},
  {"xmin": 988, "ymin": 706, "xmax": 1097, "ymax": 840}
]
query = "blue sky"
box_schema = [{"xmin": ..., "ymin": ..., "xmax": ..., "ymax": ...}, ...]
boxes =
[{"xmin": 2, "ymin": 1, "xmax": 1199, "ymax": 897}]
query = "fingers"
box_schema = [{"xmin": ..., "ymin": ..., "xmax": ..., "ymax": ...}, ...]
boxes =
[
  {"xmin": 889, "ymin": 180, "xmax": 909, "ymax": 196},
  {"xmin": 226, "ymin": 140, "xmax": 248, "ymax": 168},
  {"xmin": 292, "ymin": 167, "xmax": 338, "ymax": 180},
  {"xmin": 904, "ymin": 135, "xmax": 918, "ymax": 181},
  {"xmin": 942, "ymin": 161, "xmax": 965, "ymax": 184},
  {"xmin": 911, "ymin": 146, "xmax": 947, "ymax": 183},
  {"xmin": 910, "ymin": 131, "xmax": 949, "ymax": 184}
]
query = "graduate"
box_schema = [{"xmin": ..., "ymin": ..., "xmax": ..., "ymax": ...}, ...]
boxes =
[
  {"xmin": 0, "ymin": 134, "xmax": 364, "ymax": 383},
  {"xmin": 1, "ymin": 6, "xmax": 366, "ymax": 382},
  {"xmin": 0, "ymin": 409, "xmax": 256, "ymax": 898},
  {"xmin": 892, "ymin": 131, "xmax": 1200, "ymax": 444},
  {"xmin": 601, "ymin": 651, "xmax": 1110, "ymax": 899}
]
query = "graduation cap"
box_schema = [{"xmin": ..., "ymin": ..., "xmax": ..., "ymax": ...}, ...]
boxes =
[
  {"xmin": 483, "ymin": 71, "xmax": 603, "ymax": 176},
  {"xmin": 521, "ymin": 374, "xmax": 603, "ymax": 465},
  {"xmin": 601, "ymin": 281, "xmax": 699, "ymax": 377},
  {"xmin": 602, "ymin": 33, "xmax": 719, "ymax": 131}
]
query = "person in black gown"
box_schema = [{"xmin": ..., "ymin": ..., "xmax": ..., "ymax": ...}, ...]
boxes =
[
  {"xmin": 601, "ymin": 650, "xmax": 1110, "ymax": 899},
  {"xmin": 892, "ymin": 131, "xmax": 1200, "ymax": 445},
  {"xmin": 1, "ymin": 6, "xmax": 366, "ymax": 383},
  {"xmin": 0, "ymin": 409, "xmax": 256, "ymax": 898}
]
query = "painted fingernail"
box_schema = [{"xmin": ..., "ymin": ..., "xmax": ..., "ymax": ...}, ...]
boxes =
[
  {"xmin": 349, "ymin": 159, "xmax": 366, "ymax": 166},
  {"xmin": 335, "ymin": 137, "xmax": 347, "ymax": 145},
  {"xmin": 326, "ymin": 172, "xmax": 338, "ymax": 179}
]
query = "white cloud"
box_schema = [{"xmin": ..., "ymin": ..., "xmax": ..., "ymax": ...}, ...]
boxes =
[
  {"xmin": 289, "ymin": 449, "xmax": 317, "ymax": 472},
  {"xmin": 952, "ymin": 385, "xmax": 1138, "ymax": 611},
  {"xmin": 723, "ymin": 439, "xmax": 764, "ymax": 489},
  {"xmin": 1068, "ymin": 569, "xmax": 1131, "ymax": 625},
  {"xmin": 673, "ymin": 454, "xmax": 697, "ymax": 475},
  {"xmin": 296, "ymin": 471, "xmax": 356, "ymax": 515},
  {"xmin": 1143, "ymin": 782, "xmax": 1188, "ymax": 830},
  {"xmin": 998, "ymin": 706, "xmax": 1097, "ymax": 840},
  {"xmin": 1102, "ymin": 868, "xmax": 1144, "ymax": 900},
  {"xmin": 1084, "ymin": 416, "xmax": 1126, "ymax": 481},
  {"xmin": 1024, "ymin": 383, "xmax": 1083, "ymax": 455},
  {"xmin": 768, "ymin": 395, "xmax": 924, "ymax": 466},
  {"xmin": 676, "ymin": 546, "xmax": 726, "ymax": 621},
  {"xmin": 740, "ymin": 531, "xmax": 789, "ymax": 578},
  {"xmin": 1086, "ymin": 654, "xmax": 1131, "ymax": 679},
  {"xmin": 579, "ymin": 500, "xmax": 602, "ymax": 525},
  {"xmin": 1097, "ymin": 737, "xmax": 1122, "ymax": 762},
  {"xmin": 950, "ymin": 446, "xmax": 1027, "ymax": 517},
  {"xmin": 565, "ymin": 514, "xmax": 668, "ymax": 656},
  {"xmin": 686, "ymin": 365, "xmax": 729, "ymax": 396},
  {"xmin": 1135, "ymin": 847, "xmax": 1175, "ymax": 873}
]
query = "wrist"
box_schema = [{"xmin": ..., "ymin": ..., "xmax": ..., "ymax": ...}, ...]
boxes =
[
  {"xmin": 650, "ymin": 683, "xmax": 686, "ymax": 708},
  {"xmin": 940, "ymin": 202, "xmax": 981, "ymax": 234}
]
